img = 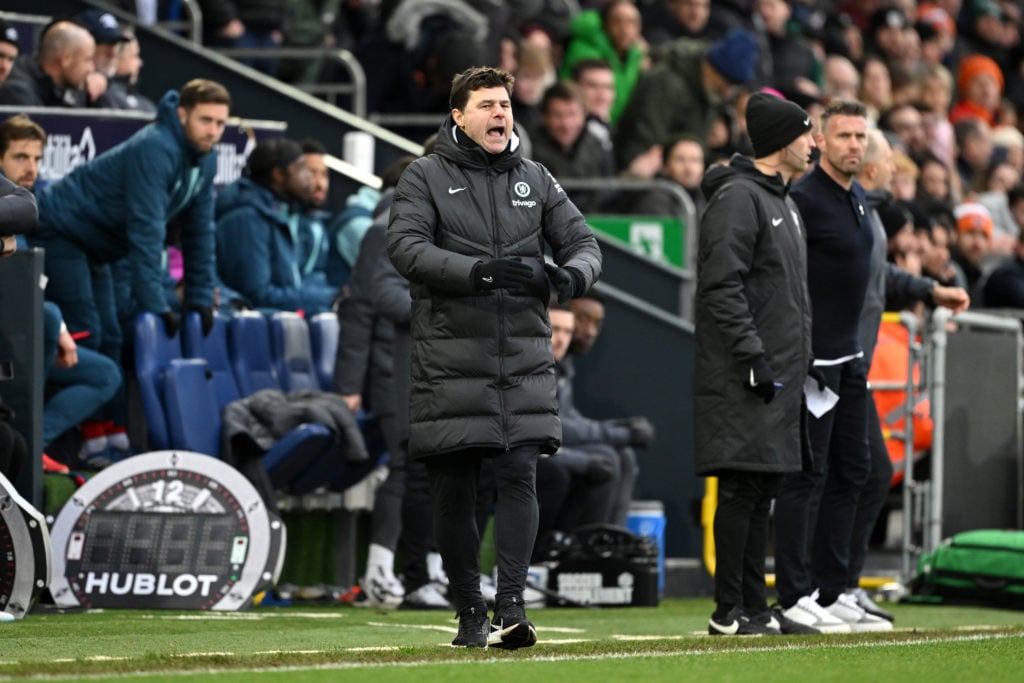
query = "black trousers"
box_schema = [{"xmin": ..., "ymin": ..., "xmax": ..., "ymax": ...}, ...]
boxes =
[
  {"xmin": 775, "ymin": 357, "xmax": 870, "ymax": 607},
  {"xmin": 713, "ymin": 470, "xmax": 782, "ymax": 612},
  {"xmin": 847, "ymin": 397, "xmax": 894, "ymax": 586},
  {"xmin": 399, "ymin": 455, "xmax": 434, "ymax": 591},
  {"xmin": 426, "ymin": 446, "xmax": 539, "ymax": 613},
  {"xmin": 370, "ymin": 415, "xmax": 406, "ymax": 551}
]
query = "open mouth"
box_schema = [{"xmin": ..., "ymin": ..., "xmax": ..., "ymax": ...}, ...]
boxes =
[{"xmin": 486, "ymin": 125, "xmax": 506, "ymax": 139}]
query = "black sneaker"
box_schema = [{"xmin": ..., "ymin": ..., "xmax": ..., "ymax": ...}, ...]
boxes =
[
  {"xmin": 760, "ymin": 605, "xmax": 821, "ymax": 635},
  {"xmin": 708, "ymin": 606, "xmax": 778, "ymax": 636},
  {"xmin": 451, "ymin": 605, "xmax": 490, "ymax": 648},
  {"xmin": 488, "ymin": 597, "xmax": 538, "ymax": 650}
]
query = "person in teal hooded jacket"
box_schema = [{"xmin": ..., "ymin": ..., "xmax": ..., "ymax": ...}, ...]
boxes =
[
  {"xmin": 30, "ymin": 79, "xmax": 231, "ymax": 358},
  {"xmin": 559, "ymin": 1, "xmax": 648, "ymax": 126},
  {"xmin": 215, "ymin": 137, "xmax": 337, "ymax": 315}
]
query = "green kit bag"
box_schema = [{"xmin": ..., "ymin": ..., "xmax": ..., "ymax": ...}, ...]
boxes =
[{"xmin": 913, "ymin": 529, "xmax": 1024, "ymax": 607}]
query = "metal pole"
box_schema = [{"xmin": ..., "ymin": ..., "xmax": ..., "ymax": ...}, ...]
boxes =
[
  {"xmin": 927, "ymin": 307, "xmax": 951, "ymax": 554},
  {"xmin": 898, "ymin": 311, "xmax": 919, "ymax": 582}
]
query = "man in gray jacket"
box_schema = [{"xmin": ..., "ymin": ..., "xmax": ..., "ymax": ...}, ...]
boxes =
[
  {"xmin": 695, "ymin": 92, "xmax": 818, "ymax": 636},
  {"xmin": 388, "ymin": 66, "xmax": 601, "ymax": 649}
]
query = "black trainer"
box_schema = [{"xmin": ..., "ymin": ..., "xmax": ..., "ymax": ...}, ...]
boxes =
[
  {"xmin": 488, "ymin": 597, "xmax": 538, "ymax": 650},
  {"xmin": 451, "ymin": 605, "xmax": 490, "ymax": 648},
  {"xmin": 708, "ymin": 606, "xmax": 778, "ymax": 636},
  {"xmin": 765, "ymin": 604, "xmax": 822, "ymax": 635}
]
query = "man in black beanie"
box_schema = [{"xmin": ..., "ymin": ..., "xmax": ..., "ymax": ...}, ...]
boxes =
[{"xmin": 695, "ymin": 92, "xmax": 819, "ymax": 636}]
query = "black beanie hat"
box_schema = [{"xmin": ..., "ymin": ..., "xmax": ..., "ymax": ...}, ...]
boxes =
[
  {"xmin": 879, "ymin": 202, "xmax": 912, "ymax": 239},
  {"xmin": 746, "ymin": 92, "xmax": 814, "ymax": 159}
]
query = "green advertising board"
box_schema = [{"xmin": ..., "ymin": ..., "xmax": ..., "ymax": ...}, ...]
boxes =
[{"xmin": 588, "ymin": 215, "xmax": 686, "ymax": 269}]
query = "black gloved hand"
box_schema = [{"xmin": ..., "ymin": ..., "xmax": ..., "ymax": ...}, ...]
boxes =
[
  {"xmin": 618, "ymin": 415, "xmax": 656, "ymax": 448},
  {"xmin": 158, "ymin": 310, "xmax": 180, "ymax": 338},
  {"xmin": 544, "ymin": 263, "xmax": 585, "ymax": 303},
  {"xmin": 473, "ymin": 258, "xmax": 533, "ymax": 291},
  {"xmin": 808, "ymin": 364, "xmax": 827, "ymax": 391},
  {"xmin": 743, "ymin": 355, "xmax": 775, "ymax": 404},
  {"xmin": 187, "ymin": 304, "xmax": 215, "ymax": 336}
]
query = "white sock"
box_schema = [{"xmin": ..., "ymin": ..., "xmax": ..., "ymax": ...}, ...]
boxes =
[{"xmin": 366, "ymin": 543, "xmax": 395, "ymax": 576}]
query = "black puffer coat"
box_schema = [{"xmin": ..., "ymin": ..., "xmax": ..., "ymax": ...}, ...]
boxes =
[
  {"xmin": 387, "ymin": 116, "xmax": 602, "ymax": 459},
  {"xmin": 694, "ymin": 154, "xmax": 812, "ymax": 475}
]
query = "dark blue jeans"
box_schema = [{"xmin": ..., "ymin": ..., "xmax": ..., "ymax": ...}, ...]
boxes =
[
  {"xmin": 44, "ymin": 347, "xmax": 121, "ymax": 449},
  {"xmin": 774, "ymin": 357, "xmax": 870, "ymax": 607}
]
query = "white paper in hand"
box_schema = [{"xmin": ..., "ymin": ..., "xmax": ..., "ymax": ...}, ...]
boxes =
[{"xmin": 804, "ymin": 376, "xmax": 840, "ymax": 418}]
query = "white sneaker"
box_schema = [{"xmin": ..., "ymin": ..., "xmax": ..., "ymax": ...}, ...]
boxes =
[
  {"xmin": 399, "ymin": 583, "xmax": 452, "ymax": 610},
  {"xmin": 427, "ymin": 552, "xmax": 449, "ymax": 586},
  {"xmin": 781, "ymin": 591, "xmax": 852, "ymax": 634},
  {"xmin": 0, "ymin": 611, "xmax": 14, "ymax": 623},
  {"xmin": 359, "ymin": 565, "xmax": 405, "ymax": 609},
  {"xmin": 845, "ymin": 587, "xmax": 895, "ymax": 622},
  {"xmin": 824, "ymin": 592, "xmax": 894, "ymax": 632}
]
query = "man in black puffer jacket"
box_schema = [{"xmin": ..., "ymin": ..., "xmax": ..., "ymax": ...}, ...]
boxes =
[{"xmin": 388, "ymin": 66, "xmax": 601, "ymax": 650}]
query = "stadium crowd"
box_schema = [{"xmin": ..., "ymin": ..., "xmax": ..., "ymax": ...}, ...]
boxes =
[{"xmin": 1, "ymin": 0, "xmax": 1023, "ymax": 642}]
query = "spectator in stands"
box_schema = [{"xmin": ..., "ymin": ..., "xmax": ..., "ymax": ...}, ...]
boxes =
[
  {"xmin": 916, "ymin": 64, "xmax": 956, "ymax": 169},
  {"xmin": 955, "ymin": 117, "xmax": 994, "ymax": 194},
  {"xmin": 511, "ymin": 41, "xmax": 556, "ymax": 135},
  {"xmin": 615, "ymin": 28, "xmax": 758, "ymax": 174},
  {"xmin": 756, "ymin": 0, "xmax": 822, "ymax": 100},
  {"xmin": 566, "ymin": 292, "xmax": 654, "ymax": 527},
  {"xmin": 890, "ymin": 151, "xmax": 920, "ymax": 202},
  {"xmin": 880, "ymin": 103, "xmax": 929, "ymax": 157},
  {"xmin": 951, "ymin": 201, "xmax": 995, "ymax": 299},
  {"xmin": 993, "ymin": 125, "xmax": 1024, "ymax": 175},
  {"xmin": 197, "ymin": 0, "xmax": 285, "ymax": 76},
  {"xmin": 641, "ymin": 0, "xmax": 714, "ymax": 49},
  {"xmin": 950, "ymin": 54, "xmax": 1005, "ymax": 127},
  {"xmin": 105, "ymin": 30, "xmax": 156, "ymax": 114},
  {"xmin": 0, "ymin": 20, "xmax": 19, "ymax": 88},
  {"xmin": 29, "ymin": 79, "xmax": 229, "ymax": 367},
  {"xmin": 775, "ymin": 100, "xmax": 892, "ymax": 634},
  {"xmin": 917, "ymin": 215, "xmax": 961, "ymax": 287},
  {"xmin": 561, "ymin": 0, "xmax": 648, "ymax": 126},
  {"xmin": 978, "ymin": 160, "xmax": 1023, "ymax": 254},
  {"xmin": 325, "ymin": 183, "xmax": 380, "ymax": 288},
  {"xmin": 293, "ymin": 138, "xmax": 332, "ymax": 285},
  {"xmin": 0, "ymin": 114, "xmax": 122, "ymax": 470},
  {"xmin": 77, "ymin": 9, "xmax": 130, "ymax": 108},
  {"xmin": 864, "ymin": 5, "xmax": 911, "ymax": 67},
  {"xmin": 917, "ymin": 151, "xmax": 957, "ymax": 207},
  {"xmin": 0, "ymin": 20, "xmax": 94, "ymax": 107},
  {"xmin": 528, "ymin": 81, "xmax": 615, "ymax": 214},
  {"xmin": 823, "ymin": 54, "xmax": 860, "ymax": 102},
  {"xmin": 386, "ymin": 66, "xmax": 601, "ymax": 649},
  {"xmin": 627, "ymin": 134, "xmax": 705, "ymax": 220},
  {"xmin": 983, "ymin": 186, "xmax": 1024, "ymax": 307},
  {"xmin": 859, "ymin": 55, "xmax": 892, "ymax": 125},
  {"xmin": 216, "ymin": 137, "xmax": 336, "ymax": 315},
  {"xmin": 696, "ymin": 92, "xmax": 818, "ymax": 636},
  {"xmin": 570, "ymin": 59, "xmax": 616, "ymax": 153}
]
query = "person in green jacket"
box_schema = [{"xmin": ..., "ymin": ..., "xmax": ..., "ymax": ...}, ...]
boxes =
[{"xmin": 560, "ymin": 0, "xmax": 648, "ymax": 126}]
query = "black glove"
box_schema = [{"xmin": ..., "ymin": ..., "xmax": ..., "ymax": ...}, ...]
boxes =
[
  {"xmin": 187, "ymin": 304, "xmax": 215, "ymax": 336},
  {"xmin": 158, "ymin": 310, "xmax": 180, "ymax": 338},
  {"xmin": 544, "ymin": 263, "xmax": 585, "ymax": 303},
  {"xmin": 743, "ymin": 355, "xmax": 775, "ymax": 404},
  {"xmin": 473, "ymin": 258, "xmax": 533, "ymax": 291},
  {"xmin": 808, "ymin": 364, "xmax": 827, "ymax": 391},
  {"xmin": 615, "ymin": 415, "xmax": 656, "ymax": 448}
]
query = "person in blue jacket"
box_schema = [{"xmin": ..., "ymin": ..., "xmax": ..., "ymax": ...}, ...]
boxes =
[
  {"xmin": 215, "ymin": 137, "xmax": 337, "ymax": 315},
  {"xmin": 30, "ymin": 79, "xmax": 231, "ymax": 357}
]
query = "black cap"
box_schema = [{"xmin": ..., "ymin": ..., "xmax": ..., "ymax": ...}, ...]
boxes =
[
  {"xmin": 0, "ymin": 20, "xmax": 19, "ymax": 49},
  {"xmin": 77, "ymin": 10, "xmax": 129, "ymax": 45},
  {"xmin": 746, "ymin": 92, "xmax": 814, "ymax": 159}
]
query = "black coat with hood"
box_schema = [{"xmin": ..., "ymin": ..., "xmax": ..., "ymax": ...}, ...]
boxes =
[
  {"xmin": 387, "ymin": 115, "xmax": 602, "ymax": 459},
  {"xmin": 694, "ymin": 154, "xmax": 812, "ymax": 475}
]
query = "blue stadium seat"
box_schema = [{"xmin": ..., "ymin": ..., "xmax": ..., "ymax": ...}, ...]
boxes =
[
  {"xmin": 308, "ymin": 312, "xmax": 340, "ymax": 391},
  {"xmin": 163, "ymin": 358, "xmax": 221, "ymax": 457},
  {"xmin": 132, "ymin": 312, "xmax": 181, "ymax": 450},
  {"xmin": 269, "ymin": 312, "xmax": 318, "ymax": 392},
  {"xmin": 227, "ymin": 312, "xmax": 281, "ymax": 396},
  {"xmin": 182, "ymin": 311, "xmax": 241, "ymax": 406}
]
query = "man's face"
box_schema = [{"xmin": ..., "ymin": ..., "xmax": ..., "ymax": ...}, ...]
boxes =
[
  {"xmin": 671, "ymin": 0, "xmax": 710, "ymax": 33},
  {"xmin": 570, "ymin": 297, "xmax": 605, "ymax": 355},
  {"xmin": 919, "ymin": 226, "xmax": 951, "ymax": 278},
  {"xmin": 94, "ymin": 41, "xmax": 120, "ymax": 78},
  {"xmin": 550, "ymin": 309, "xmax": 575, "ymax": 362},
  {"xmin": 757, "ymin": 0, "xmax": 791, "ymax": 35},
  {"xmin": 956, "ymin": 227, "xmax": 990, "ymax": 266},
  {"xmin": 301, "ymin": 152, "xmax": 329, "ymax": 207},
  {"xmin": 0, "ymin": 139, "xmax": 43, "ymax": 190},
  {"xmin": 543, "ymin": 97, "xmax": 585, "ymax": 150},
  {"xmin": 965, "ymin": 73, "xmax": 1001, "ymax": 111},
  {"xmin": 817, "ymin": 113, "xmax": 867, "ymax": 180},
  {"xmin": 919, "ymin": 160, "xmax": 950, "ymax": 199},
  {"xmin": 782, "ymin": 131, "xmax": 817, "ymax": 176},
  {"xmin": 453, "ymin": 85, "xmax": 513, "ymax": 155},
  {"xmin": 0, "ymin": 42, "xmax": 17, "ymax": 85},
  {"xmin": 868, "ymin": 135, "xmax": 894, "ymax": 191},
  {"xmin": 576, "ymin": 67, "xmax": 615, "ymax": 122},
  {"xmin": 605, "ymin": 2, "xmax": 641, "ymax": 53},
  {"xmin": 281, "ymin": 157, "xmax": 313, "ymax": 201},
  {"xmin": 888, "ymin": 106, "xmax": 926, "ymax": 151},
  {"xmin": 60, "ymin": 34, "xmax": 96, "ymax": 89},
  {"xmin": 664, "ymin": 140, "xmax": 705, "ymax": 188},
  {"xmin": 178, "ymin": 102, "xmax": 229, "ymax": 153}
]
